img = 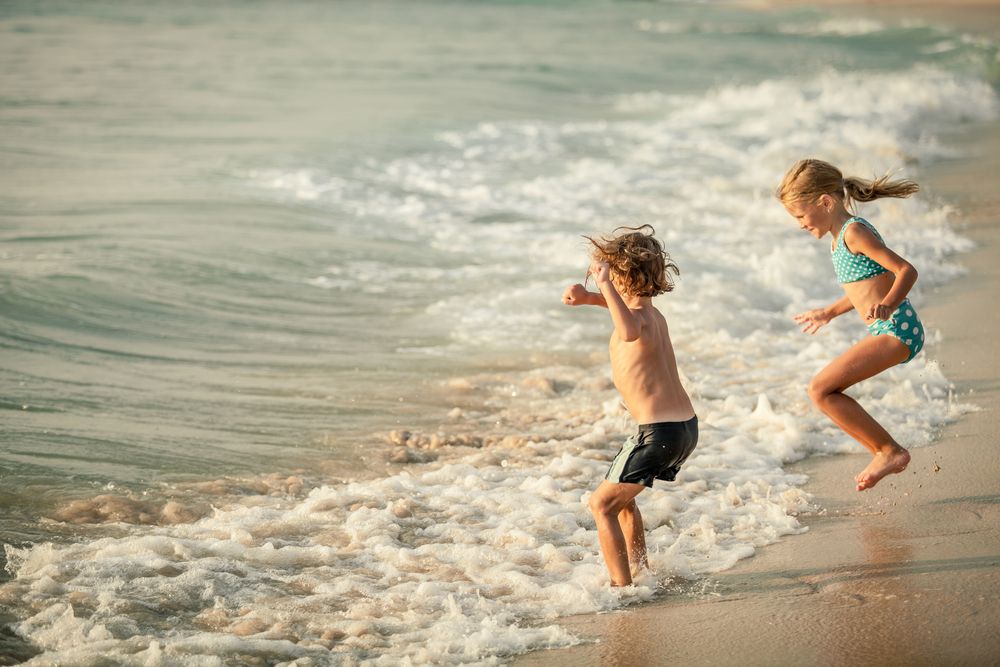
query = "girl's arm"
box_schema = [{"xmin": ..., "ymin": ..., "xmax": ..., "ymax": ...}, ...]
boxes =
[
  {"xmin": 844, "ymin": 224, "xmax": 919, "ymax": 320},
  {"xmin": 561, "ymin": 283, "xmax": 608, "ymax": 308},
  {"xmin": 590, "ymin": 260, "xmax": 641, "ymax": 342},
  {"xmin": 794, "ymin": 295, "xmax": 853, "ymax": 335}
]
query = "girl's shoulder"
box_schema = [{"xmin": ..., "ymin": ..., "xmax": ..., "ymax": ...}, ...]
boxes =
[{"xmin": 843, "ymin": 217, "xmax": 885, "ymax": 246}]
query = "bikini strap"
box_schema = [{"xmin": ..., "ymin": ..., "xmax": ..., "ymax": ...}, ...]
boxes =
[{"xmin": 833, "ymin": 216, "xmax": 860, "ymax": 252}]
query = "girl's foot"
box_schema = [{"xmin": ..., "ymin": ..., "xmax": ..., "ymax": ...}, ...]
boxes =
[
  {"xmin": 855, "ymin": 458, "xmax": 878, "ymax": 484},
  {"xmin": 856, "ymin": 448, "xmax": 911, "ymax": 491},
  {"xmin": 854, "ymin": 455, "xmax": 888, "ymax": 484}
]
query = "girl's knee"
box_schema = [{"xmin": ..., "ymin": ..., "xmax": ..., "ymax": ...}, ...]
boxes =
[{"xmin": 807, "ymin": 378, "xmax": 831, "ymax": 405}]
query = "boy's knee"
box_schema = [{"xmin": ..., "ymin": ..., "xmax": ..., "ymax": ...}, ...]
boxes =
[
  {"xmin": 589, "ymin": 492, "xmax": 613, "ymax": 518},
  {"xmin": 617, "ymin": 500, "xmax": 639, "ymax": 524},
  {"xmin": 588, "ymin": 493, "xmax": 603, "ymax": 516}
]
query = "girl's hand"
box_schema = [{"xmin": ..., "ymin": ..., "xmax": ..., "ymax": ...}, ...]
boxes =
[
  {"xmin": 562, "ymin": 284, "xmax": 590, "ymax": 306},
  {"xmin": 794, "ymin": 308, "xmax": 831, "ymax": 335},
  {"xmin": 866, "ymin": 303, "xmax": 892, "ymax": 323},
  {"xmin": 588, "ymin": 260, "xmax": 612, "ymax": 286}
]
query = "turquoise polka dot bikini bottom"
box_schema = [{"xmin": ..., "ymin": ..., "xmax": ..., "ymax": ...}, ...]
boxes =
[{"xmin": 867, "ymin": 297, "xmax": 924, "ymax": 362}]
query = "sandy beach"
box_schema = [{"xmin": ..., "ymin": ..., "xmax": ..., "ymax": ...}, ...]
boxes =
[{"xmin": 513, "ymin": 4, "xmax": 1000, "ymax": 667}]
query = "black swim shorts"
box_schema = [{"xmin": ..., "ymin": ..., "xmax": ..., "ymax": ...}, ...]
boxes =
[{"xmin": 605, "ymin": 416, "xmax": 699, "ymax": 487}]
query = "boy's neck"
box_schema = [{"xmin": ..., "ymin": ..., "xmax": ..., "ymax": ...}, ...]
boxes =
[{"xmin": 621, "ymin": 292, "xmax": 652, "ymax": 308}]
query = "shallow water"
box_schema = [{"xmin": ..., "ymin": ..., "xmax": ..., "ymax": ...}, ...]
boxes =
[{"xmin": 1, "ymin": 1, "xmax": 997, "ymax": 665}]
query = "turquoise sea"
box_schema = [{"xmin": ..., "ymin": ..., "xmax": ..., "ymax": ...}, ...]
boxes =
[{"xmin": 1, "ymin": 1, "xmax": 997, "ymax": 665}]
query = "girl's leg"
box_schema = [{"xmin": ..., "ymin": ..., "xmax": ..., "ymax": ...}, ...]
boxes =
[
  {"xmin": 618, "ymin": 498, "xmax": 648, "ymax": 577},
  {"xmin": 589, "ymin": 480, "xmax": 646, "ymax": 586},
  {"xmin": 808, "ymin": 335, "xmax": 911, "ymax": 491}
]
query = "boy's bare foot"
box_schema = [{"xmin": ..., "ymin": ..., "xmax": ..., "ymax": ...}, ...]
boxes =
[{"xmin": 856, "ymin": 448, "xmax": 911, "ymax": 491}]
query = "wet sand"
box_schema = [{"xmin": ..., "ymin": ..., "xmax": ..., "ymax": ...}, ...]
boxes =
[{"xmin": 512, "ymin": 5, "xmax": 1000, "ymax": 667}]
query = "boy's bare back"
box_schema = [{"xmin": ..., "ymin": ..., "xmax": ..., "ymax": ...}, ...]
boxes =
[
  {"xmin": 606, "ymin": 297, "xmax": 694, "ymax": 425},
  {"xmin": 562, "ymin": 225, "xmax": 693, "ymax": 426}
]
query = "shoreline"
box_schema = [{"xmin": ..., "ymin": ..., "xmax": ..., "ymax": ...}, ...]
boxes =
[
  {"xmin": 754, "ymin": 0, "xmax": 1000, "ymax": 40},
  {"xmin": 512, "ymin": 8, "xmax": 1000, "ymax": 667}
]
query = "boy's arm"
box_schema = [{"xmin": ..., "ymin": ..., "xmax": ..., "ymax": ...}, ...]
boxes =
[
  {"xmin": 562, "ymin": 284, "xmax": 608, "ymax": 308},
  {"xmin": 591, "ymin": 261, "xmax": 641, "ymax": 342}
]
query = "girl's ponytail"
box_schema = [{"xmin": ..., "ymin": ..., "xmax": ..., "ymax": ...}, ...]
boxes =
[
  {"xmin": 777, "ymin": 159, "xmax": 919, "ymax": 211},
  {"xmin": 843, "ymin": 173, "xmax": 919, "ymax": 205}
]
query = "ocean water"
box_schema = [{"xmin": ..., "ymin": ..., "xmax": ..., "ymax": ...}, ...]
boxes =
[{"xmin": 1, "ymin": 1, "xmax": 997, "ymax": 665}]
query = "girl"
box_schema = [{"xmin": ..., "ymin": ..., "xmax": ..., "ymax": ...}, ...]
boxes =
[{"xmin": 776, "ymin": 159, "xmax": 921, "ymax": 492}]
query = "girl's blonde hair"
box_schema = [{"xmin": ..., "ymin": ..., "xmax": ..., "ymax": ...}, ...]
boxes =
[
  {"xmin": 585, "ymin": 224, "xmax": 679, "ymax": 297},
  {"xmin": 775, "ymin": 158, "xmax": 919, "ymax": 211}
]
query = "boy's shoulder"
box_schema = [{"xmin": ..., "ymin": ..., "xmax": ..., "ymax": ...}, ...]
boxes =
[{"xmin": 632, "ymin": 300, "xmax": 666, "ymax": 324}]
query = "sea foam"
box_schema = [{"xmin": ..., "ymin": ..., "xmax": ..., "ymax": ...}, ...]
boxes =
[{"xmin": 5, "ymin": 389, "xmax": 814, "ymax": 666}]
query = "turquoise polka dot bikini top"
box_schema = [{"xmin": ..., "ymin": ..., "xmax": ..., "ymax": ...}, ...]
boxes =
[{"xmin": 831, "ymin": 217, "xmax": 890, "ymax": 284}]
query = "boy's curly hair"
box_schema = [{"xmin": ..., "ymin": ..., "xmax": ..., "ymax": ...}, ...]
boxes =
[{"xmin": 585, "ymin": 225, "xmax": 679, "ymax": 297}]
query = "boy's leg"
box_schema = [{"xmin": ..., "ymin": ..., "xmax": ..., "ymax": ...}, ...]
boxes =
[
  {"xmin": 590, "ymin": 480, "xmax": 646, "ymax": 586},
  {"xmin": 807, "ymin": 335, "xmax": 911, "ymax": 490},
  {"xmin": 618, "ymin": 498, "xmax": 648, "ymax": 576}
]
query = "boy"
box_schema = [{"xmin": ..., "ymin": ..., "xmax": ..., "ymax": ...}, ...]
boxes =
[{"xmin": 562, "ymin": 225, "xmax": 697, "ymax": 587}]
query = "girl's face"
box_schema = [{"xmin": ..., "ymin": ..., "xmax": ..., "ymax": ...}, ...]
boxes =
[{"xmin": 784, "ymin": 197, "xmax": 832, "ymax": 239}]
